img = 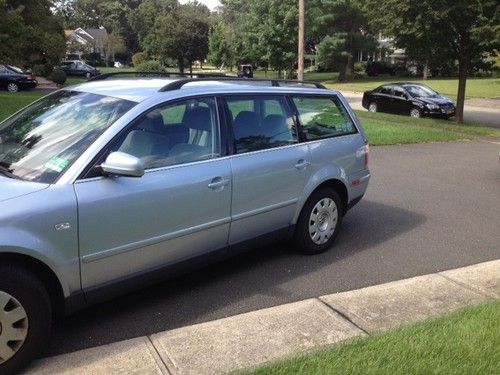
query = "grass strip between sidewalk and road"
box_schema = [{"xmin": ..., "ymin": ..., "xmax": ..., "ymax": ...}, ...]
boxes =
[
  {"xmin": 1, "ymin": 91, "xmax": 498, "ymax": 146},
  {"xmin": 241, "ymin": 300, "xmax": 500, "ymax": 375}
]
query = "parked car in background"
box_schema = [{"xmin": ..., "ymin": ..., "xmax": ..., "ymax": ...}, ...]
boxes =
[
  {"xmin": 0, "ymin": 75, "xmax": 369, "ymax": 373},
  {"xmin": 0, "ymin": 64, "xmax": 37, "ymax": 92},
  {"xmin": 58, "ymin": 60, "xmax": 100, "ymax": 78},
  {"xmin": 362, "ymin": 82, "xmax": 456, "ymax": 118}
]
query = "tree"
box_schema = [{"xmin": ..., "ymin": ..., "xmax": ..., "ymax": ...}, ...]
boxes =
[
  {"xmin": 364, "ymin": 0, "xmax": 499, "ymax": 122},
  {"xmin": 0, "ymin": 0, "xmax": 66, "ymax": 66},
  {"xmin": 208, "ymin": 21, "xmax": 235, "ymax": 69},
  {"xmin": 104, "ymin": 32, "xmax": 126, "ymax": 63},
  {"xmin": 131, "ymin": 1, "xmax": 210, "ymax": 73},
  {"xmin": 317, "ymin": 0, "xmax": 375, "ymax": 81}
]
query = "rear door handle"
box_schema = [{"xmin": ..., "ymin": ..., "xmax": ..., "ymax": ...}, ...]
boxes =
[
  {"xmin": 208, "ymin": 177, "xmax": 230, "ymax": 191},
  {"xmin": 295, "ymin": 159, "xmax": 311, "ymax": 170}
]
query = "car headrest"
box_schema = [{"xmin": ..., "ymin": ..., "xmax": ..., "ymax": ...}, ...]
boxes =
[{"xmin": 183, "ymin": 107, "xmax": 212, "ymax": 132}]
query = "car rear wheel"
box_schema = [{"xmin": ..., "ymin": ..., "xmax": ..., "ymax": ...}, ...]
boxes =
[
  {"xmin": 0, "ymin": 265, "xmax": 52, "ymax": 375},
  {"xmin": 368, "ymin": 102, "xmax": 377, "ymax": 112},
  {"xmin": 6, "ymin": 83, "xmax": 19, "ymax": 93},
  {"xmin": 294, "ymin": 187, "xmax": 343, "ymax": 255},
  {"xmin": 85, "ymin": 72, "xmax": 91, "ymax": 79},
  {"xmin": 410, "ymin": 108, "xmax": 422, "ymax": 118}
]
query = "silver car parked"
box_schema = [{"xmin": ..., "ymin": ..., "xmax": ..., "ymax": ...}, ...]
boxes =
[{"xmin": 0, "ymin": 76, "xmax": 370, "ymax": 373}]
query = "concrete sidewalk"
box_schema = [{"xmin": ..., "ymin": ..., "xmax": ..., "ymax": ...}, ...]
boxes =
[{"xmin": 24, "ymin": 259, "xmax": 499, "ymax": 375}]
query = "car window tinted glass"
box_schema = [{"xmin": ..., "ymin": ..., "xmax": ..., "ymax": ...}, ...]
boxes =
[
  {"xmin": 293, "ymin": 96, "xmax": 357, "ymax": 140},
  {"xmin": 0, "ymin": 91, "xmax": 135, "ymax": 183},
  {"xmin": 393, "ymin": 87, "xmax": 407, "ymax": 98},
  {"xmin": 226, "ymin": 95, "xmax": 296, "ymax": 153},
  {"xmin": 404, "ymin": 84, "xmax": 438, "ymax": 98},
  {"xmin": 111, "ymin": 97, "xmax": 220, "ymax": 169},
  {"xmin": 379, "ymin": 86, "xmax": 392, "ymax": 95}
]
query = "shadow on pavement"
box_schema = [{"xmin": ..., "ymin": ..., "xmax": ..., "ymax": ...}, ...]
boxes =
[{"xmin": 47, "ymin": 200, "xmax": 426, "ymax": 356}]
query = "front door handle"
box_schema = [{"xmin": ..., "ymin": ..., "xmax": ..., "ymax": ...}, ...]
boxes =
[
  {"xmin": 208, "ymin": 177, "xmax": 230, "ymax": 191},
  {"xmin": 295, "ymin": 159, "xmax": 311, "ymax": 170}
]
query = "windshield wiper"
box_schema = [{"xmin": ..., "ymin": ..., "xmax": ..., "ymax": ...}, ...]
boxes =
[{"xmin": 0, "ymin": 165, "xmax": 20, "ymax": 180}]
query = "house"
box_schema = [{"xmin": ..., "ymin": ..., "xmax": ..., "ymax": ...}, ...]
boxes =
[{"xmin": 65, "ymin": 27, "xmax": 108, "ymax": 60}]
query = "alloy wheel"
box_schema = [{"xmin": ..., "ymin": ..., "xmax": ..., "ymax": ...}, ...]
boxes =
[
  {"xmin": 368, "ymin": 102, "xmax": 377, "ymax": 112},
  {"xmin": 410, "ymin": 108, "xmax": 421, "ymax": 118},
  {"xmin": 7, "ymin": 83, "xmax": 19, "ymax": 93}
]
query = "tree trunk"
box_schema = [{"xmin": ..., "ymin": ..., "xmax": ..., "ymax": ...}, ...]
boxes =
[
  {"xmin": 345, "ymin": 54, "xmax": 354, "ymax": 80},
  {"xmin": 200, "ymin": 60, "xmax": 203, "ymax": 70},
  {"xmin": 455, "ymin": 56, "xmax": 468, "ymax": 123},
  {"xmin": 423, "ymin": 59, "xmax": 428, "ymax": 80},
  {"xmin": 189, "ymin": 62, "xmax": 193, "ymax": 76},
  {"xmin": 178, "ymin": 58, "xmax": 184, "ymax": 74}
]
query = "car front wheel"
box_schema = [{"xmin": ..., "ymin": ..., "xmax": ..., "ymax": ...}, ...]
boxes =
[
  {"xmin": 0, "ymin": 265, "xmax": 52, "ymax": 375},
  {"xmin": 410, "ymin": 107, "xmax": 422, "ymax": 118},
  {"xmin": 6, "ymin": 83, "xmax": 19, "ymax": 93},
  {"xmin": 368, "ymin": 102, "xmax": 377, "ymax": 112},
  {"xmin": 294, "ymin": 187, "xmax": 343, "ymax": 255}
]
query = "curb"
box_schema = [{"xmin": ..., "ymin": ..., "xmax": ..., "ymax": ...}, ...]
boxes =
[{"xmin": 24, "ymin": 259, "xmax": 499, "ymax": 375}]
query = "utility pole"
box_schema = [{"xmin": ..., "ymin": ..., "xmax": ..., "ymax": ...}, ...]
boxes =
[{"xmin": 298, "ymin": 0, "xmax": 305, "ymax": 81}]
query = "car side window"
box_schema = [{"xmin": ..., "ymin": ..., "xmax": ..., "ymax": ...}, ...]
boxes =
[
  {"xmin": 379, "ymin": 86, "xmax": 392, "ymax": 95},
  {"xmin": 226, "ymin": 95, "xmax": 297, "ymax": 154},
  {"xmin": 293, "ymin": 96, "xmax": 357, "ymax": 141},
  {"xmin": 393, "ymin": 87, "xmax": 407, "ymax": 98},
  {"xmin": 110, "ymin": 97, "xmax": 220, "ymax": 169}
]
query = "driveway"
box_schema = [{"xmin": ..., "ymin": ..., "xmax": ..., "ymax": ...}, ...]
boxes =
[
  {"xmin": 46, "ymin": 141, "xmax": 500, "ymax": 357},
  {"xmin": 343, "ymin": 92, "xmax": 500, "ymax": 128}
]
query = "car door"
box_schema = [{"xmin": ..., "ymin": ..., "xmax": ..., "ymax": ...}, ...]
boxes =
[
  {"xmin": 224, "ymin": 94, "xmax": 310, "ymax": 245},
  {"xmin": 373, "ymin": 85, "xmax": 392, "ymax": 113},
  {"xmin": 75, "ymin": 96, "xmax": 232, "ymax": 289},
  {"xmin": 392, "ymin": 86, "xmax": 411, "ymax": 115},
  {"xmin": 0, "ymin": 65, "xmax": 9, "ymax": 88}
]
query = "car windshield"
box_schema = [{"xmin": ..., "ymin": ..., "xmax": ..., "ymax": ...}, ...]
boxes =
[
  {"xmin": 403, "ymin": 84, "xmax": 438, "ymax": 98},
  {"xmin": 0, "ymin": 90, "xmax": 135, "ymax": 183}
]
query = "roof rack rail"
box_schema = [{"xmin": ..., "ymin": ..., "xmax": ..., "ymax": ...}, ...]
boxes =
[
  {"xmin": 158, "ymin": 77, "xmax": 326, "ymax": 92},
  {"xmin": 87, "ymin": 71, "xmax": 228, "ymax": 82}
]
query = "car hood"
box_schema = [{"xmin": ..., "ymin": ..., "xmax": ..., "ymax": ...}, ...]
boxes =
[
  {"xmin": 415, "ymin": 96, "xmax": 454, "ymax": 106},
  {"xmin": 0, "ymin": 176, "xmax": 49, "ymax": 203}
]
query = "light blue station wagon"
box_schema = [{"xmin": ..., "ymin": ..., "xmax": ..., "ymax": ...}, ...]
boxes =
[{"xmin": 0, "ymin": 75, "xmax": 370, "ymax": 373}]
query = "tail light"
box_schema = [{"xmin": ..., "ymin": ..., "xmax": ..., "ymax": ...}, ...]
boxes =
[{"xmin": 356, "ymin": 144, "xmax": 369, "ymax": 169}]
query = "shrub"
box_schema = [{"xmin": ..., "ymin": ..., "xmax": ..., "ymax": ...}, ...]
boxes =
[
  {"xmin": 135, "ymin": 60, "xmax": 166, "ymax": 72},
  {"xmin": 49, "ymin": 69, "xmax": 67, "ymax": 85},
  {"xmin": 132, "ymin": 52, "xmax": 149, "ymax": 67},
  {"xmin": 33, "ymin": 63, "xmax": 53, "ymax": 77}
]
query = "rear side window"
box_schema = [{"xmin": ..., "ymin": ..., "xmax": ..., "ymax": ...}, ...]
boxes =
[
  {"xmin": 293, "ymin": 97, "xmax": 357, "ymax": 141},
  {"xmin": 378, "ymin": 86, "xmax": 392, "ymax": 95},
  {"xmin": 225, "ymin": 95, "xmax": 297, "ymax": 153}
]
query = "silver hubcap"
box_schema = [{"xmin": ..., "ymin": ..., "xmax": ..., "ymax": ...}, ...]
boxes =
[
  {"xmin": 0, "ymin": 291, "xmax": 28, "ymax": 364},
  {"xmin": 7, "ymin": 83, "xmax": 18, "ymax": 92},
  {"xmin": 308, "ymin": 198, "xmax": 338, "ymax": 245},
  {"xmin": 368, "ymin": 103, "xmax": 377, "ymax": 112},
  {"xmin": 410, "ymin": 109, "xmax": 421, "ymax": 118}
]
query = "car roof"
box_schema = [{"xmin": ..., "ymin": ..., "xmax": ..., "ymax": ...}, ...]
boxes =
[{"xmin": 68, "ymin": 78, "xmax": 337, "ymax": 103}]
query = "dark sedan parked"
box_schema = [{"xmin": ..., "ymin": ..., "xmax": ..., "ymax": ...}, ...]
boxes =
[
  {"xmin": 362, "ymin": 83, "xmax": 456, "ymax": 119},
  {"xmin": 58, "ymin": 60, "xmax": 100, "ymax": 78},
  {"xmin": 0, "ymin": 64, "xmax": 38, "ymax": 92}
]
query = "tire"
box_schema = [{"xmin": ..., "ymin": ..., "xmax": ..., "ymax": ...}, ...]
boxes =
[
  {"xmin": 0, "ymin": 265, "xmax": 52, "ymax": 375},
  {"xmin": 368, "ymin": 102, "xmax": 377, "ymax": 112},
  {"xmin": 6, "ymin": 83, "xmax": 19, "ymax": 93},
  {"xmin": 410, "ymin": 107, "xmax": 422, "ymax": 118},
  {"xmin": 293, "ymin": 187, "xmax": 343, "ymax": 255},
  {"xmin": 85, "ymin": 72, "xmax": 91, "ymax": 79}
]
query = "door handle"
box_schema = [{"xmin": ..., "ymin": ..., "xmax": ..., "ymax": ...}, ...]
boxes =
[
  {"xmin": 208, "ymin": 177, "xmax": 230, "ymax": 191},
  {"xmin": 295, "ymin": 159, "xmax": 311, "ymax": 170}
]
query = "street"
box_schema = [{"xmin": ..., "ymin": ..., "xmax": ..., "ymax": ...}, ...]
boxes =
[
  {"xmin": 45, "ymin": 140, "xmax": 500, "ymax": 358},
  {"xmin": 342, "ymin": 92, "xmax": 500, "ymax": 128}
]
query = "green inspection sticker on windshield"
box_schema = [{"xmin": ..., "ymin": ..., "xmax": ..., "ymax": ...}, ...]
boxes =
[{"xmin": 45, "ymin": 156, "xmax": 70, "ymax": 173}]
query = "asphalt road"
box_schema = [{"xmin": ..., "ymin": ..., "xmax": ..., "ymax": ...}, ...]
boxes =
[
  {"xmin": 46, "ymin": 141, "xmax": 500, "ymax": 357},
  {"xmin": 343, "ymin": 93, "xmax": 500, "ymax": 128}
]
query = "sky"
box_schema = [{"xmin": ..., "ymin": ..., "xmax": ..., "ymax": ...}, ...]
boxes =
[{"xmin": 179, "ymin": 0, "xmax": 221, "ymax": 10}]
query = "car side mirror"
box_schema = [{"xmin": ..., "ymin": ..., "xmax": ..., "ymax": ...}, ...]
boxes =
[{"xmin": 101, "ymin": 151, "xmax": 144, "ymax": 177}]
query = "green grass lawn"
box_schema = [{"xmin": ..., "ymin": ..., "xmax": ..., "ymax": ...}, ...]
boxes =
[
  {"xmin": 356, "ymin": 110, "xmax": 500, "ymax": 145},
  {"xmin": 242, "ymin": 301, "xmax": 500, "ymax": 375},
  {"xmin": 0, "ymin": 91, "xmax": 45, "ymax": 120},
  {"xmin": 324, "ymin": 76, "xmax": 500, "ymax": 99}
]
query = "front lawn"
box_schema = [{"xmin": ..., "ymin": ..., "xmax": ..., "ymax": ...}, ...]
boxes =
[
  {"xmin": 325, "ymin": 76, "xmax": 500, "ymax": 99},
  {"xmin": 0, "ymin": 91, "xmax": 45, "ymax": 120},
  {"xmin": 242, "ymin": 301, "xmax": 500, "ymax": 375}
]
